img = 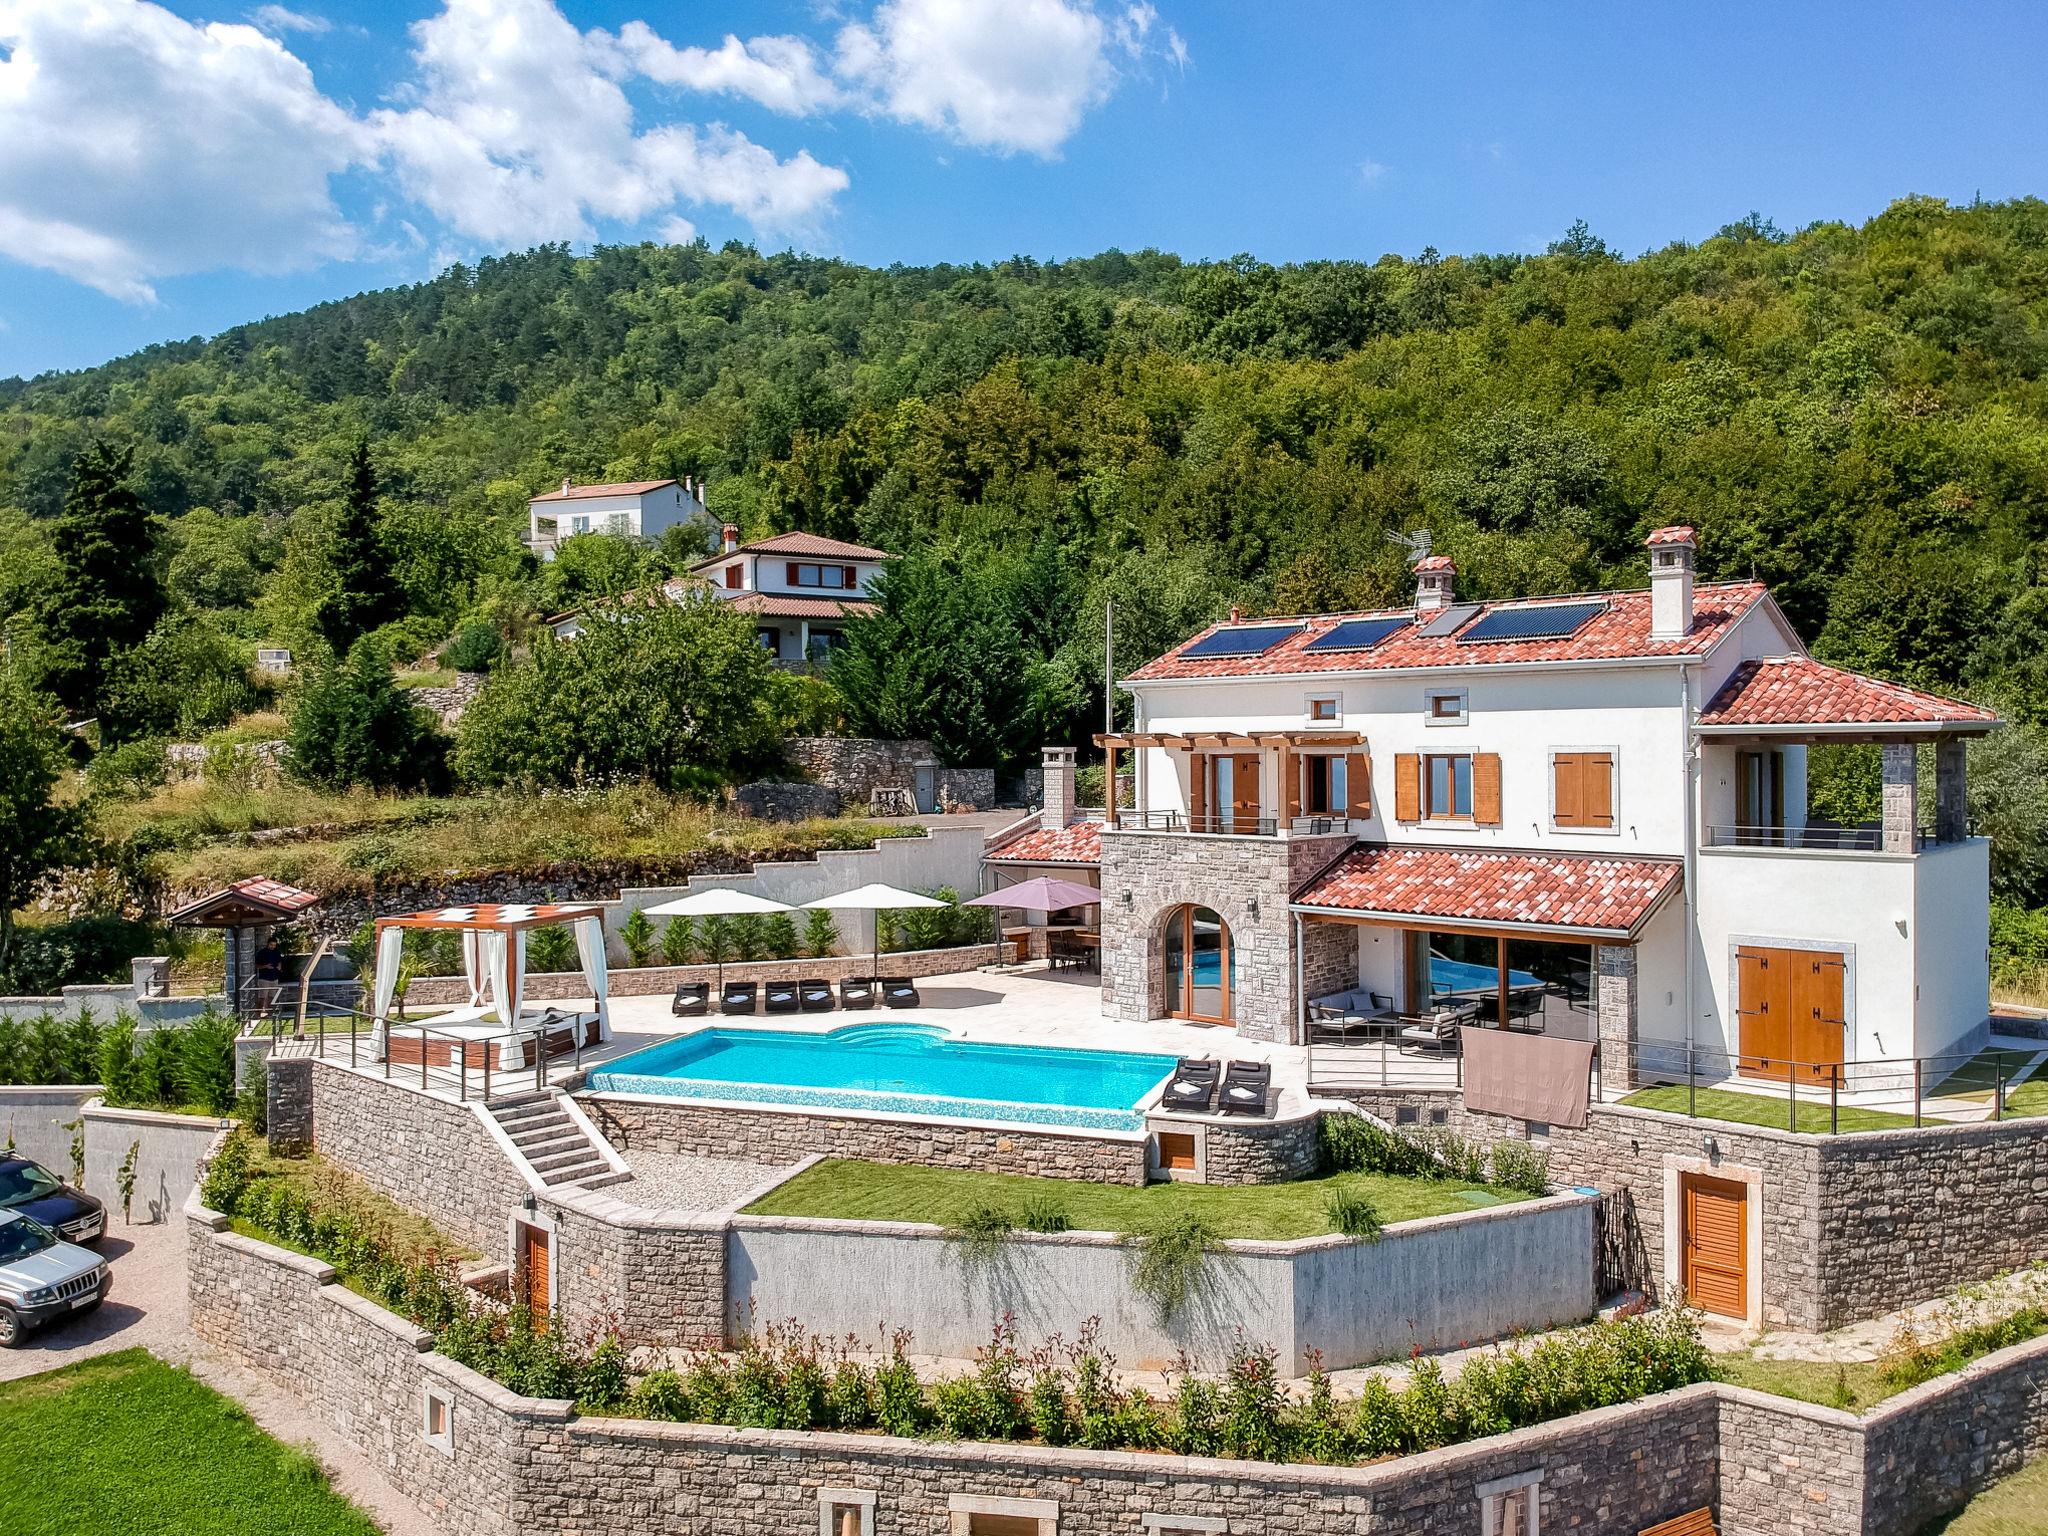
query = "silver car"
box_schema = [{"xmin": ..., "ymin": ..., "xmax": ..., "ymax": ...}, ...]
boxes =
[{"xmin": 0, "ymin": 1207, "xmax": 110, "ymax": 1347}]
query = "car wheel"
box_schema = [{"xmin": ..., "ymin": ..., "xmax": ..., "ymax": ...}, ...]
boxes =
[{"xmin": 0, "ymin": 1307, "xmax": 21, "ymax": 1348}]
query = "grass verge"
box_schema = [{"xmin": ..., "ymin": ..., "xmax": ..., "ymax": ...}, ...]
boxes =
[
  {"xmin": 1919, "ymin": 1455, "xmax": 2048, "ymax": 1534},
  {"xmin": 1618, "ymin": 1084, "xmax": 1915, "ymax": 1133},
  {"xmin": 741, "ymin": 1158, "xmax": 1529, "ymax": 1241},
  {"xmin": 0, "ymin": 1349, "xmax": 381, "ymax": 1536}
]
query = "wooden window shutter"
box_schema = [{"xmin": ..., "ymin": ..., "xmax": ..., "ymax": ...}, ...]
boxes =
[
  {"xmin": 1474, "ymin": 753, "xmax": 1503, "ymax": 825},
  {"xmin": 1394, "ymin": 753, "xmax": 1420, "ymax": 822},
  {"xmin": 1283, "ymin": 746, "xmax": 1301, "ymax": 821},
  {"xmin": 1554, "ymin": 753, "xmax": 1582, "ymax": 827},
  {"xmin": 1346, "ymin": 751, "xmax": 1372, "ymax": 817},
  {"xmin": 787, "ymin": 561, "xmax": 801, "ymax": 585},
  {"xmin": 1584, "ymin": 751, "xmax": 1614, "ymax": 828},
  {"xmin": 1188, "ymin": 754, "xmax": 1208, "ymax": 826},
  {"xmin": 725, "ymin": 563, "xmax": 742, "ymax": 589},
  {"xmin": 843, "ymin": 565, "xmax": 856, "ymax": 587}
]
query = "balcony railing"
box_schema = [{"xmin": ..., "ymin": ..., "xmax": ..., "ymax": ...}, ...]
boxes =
[
  {"xmin": 1702, "ymin": 824, "xmax": 1941, "ymax": 853},
  {"xmin": 1110, "ymin": 810, "xmax": 1280, "ymax": 837}
]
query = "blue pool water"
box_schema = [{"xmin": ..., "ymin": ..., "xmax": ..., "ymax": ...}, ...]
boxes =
[
  {"xmin": 587, "ymin": 1024, "xmax": 1180, "ymax": 1132},
  {"xmin": 1430, "ymin": 956, "xmax": 1542, "ymax": 995}
]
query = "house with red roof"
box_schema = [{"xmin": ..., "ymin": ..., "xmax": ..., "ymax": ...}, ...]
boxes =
[
  {"xmin": 687, "ymin": 524, "xmax": 892, "ymax": 665},
  {"xmin": 525, "ymin": 476, "xmax": 710, "ymax": 559},
  {"xmin": 994, "ymin": 527, "xmax": 2000, "ymax": 1098}
]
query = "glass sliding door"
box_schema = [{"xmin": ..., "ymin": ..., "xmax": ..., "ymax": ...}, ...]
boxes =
[{"xmin": 1163, "ymin": 904, "xmax": 1233, "ymax": 1024}]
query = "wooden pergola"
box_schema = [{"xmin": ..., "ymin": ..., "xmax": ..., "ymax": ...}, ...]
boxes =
[{"xmin": 1094, "ymin": 729, "xmax": 1368, "ymax": 828}]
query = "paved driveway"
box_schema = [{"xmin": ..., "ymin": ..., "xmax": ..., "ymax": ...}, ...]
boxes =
[{"xmin": 0, "ymin": 1213, "xmax": 443, "ymax": 1535}]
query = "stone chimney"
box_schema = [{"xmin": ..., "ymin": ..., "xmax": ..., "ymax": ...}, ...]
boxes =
[
  {"xmin": 1647, "ymin": 525, "xmax": 1696, "ymax": 639},
  {"xmin": 1041, "ymin": 745, "xmax": 1076, "ymax": 832},
  {"xmin": 721, "ymin": 522, "xmax": 740, "ymax": 555},
  {"xmin": 560, "ymin": 476, "xmax": 572, "ymax": 496},
  {"xmin": 1414, "ymin": 555, "xmax": 1456, "ymax": 612}
]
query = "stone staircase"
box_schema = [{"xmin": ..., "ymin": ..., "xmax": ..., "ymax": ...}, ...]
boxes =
[{"xmin": 486, "ymin": 1090, "xmax": 619, "ymax": 1188}]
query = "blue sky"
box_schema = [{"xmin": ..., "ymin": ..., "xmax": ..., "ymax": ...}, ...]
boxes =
[{"xmin": 3, "ymin": 0, "xmax": 2045, "ymax": 378}]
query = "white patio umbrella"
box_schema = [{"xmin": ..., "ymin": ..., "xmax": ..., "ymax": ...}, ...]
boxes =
[
  {"xmin": 801, "ymin": 882, "xmax": 949, "ymax": 979},
  {"xmin": 640, "ymin": 887, "xmax": 796, "ymax": 994}
]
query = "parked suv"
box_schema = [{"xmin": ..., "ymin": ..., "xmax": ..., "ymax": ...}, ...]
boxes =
[
  {"xmin": 0, "ymin": 1208, "xmax": 110, "ymax": 1346},
  {"xmin": 0, "ymin": 1157, "xmax": 104, "ymax": 1246}
]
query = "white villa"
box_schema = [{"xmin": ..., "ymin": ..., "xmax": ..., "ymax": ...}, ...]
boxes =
[
  {"xmin": 990, "ymin": 526, "xmax": 2001, "ymax": 1091},
  {"xmin": 526, "ymin": 476, "xmax": 709, "ymax": 559},
  {"xmin": 688, "ymin": 525, "xmax": 891, "ymax": 665}
]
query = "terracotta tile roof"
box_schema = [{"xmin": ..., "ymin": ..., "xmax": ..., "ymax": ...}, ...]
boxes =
[
  {"xmin": 986, "ymin": 820, "xmax": 1104, "ymax": 867},
  {"xmin": 693, "ymin": 531, "xmax": 892, "ymax": 567},
  {"xmin": 1414, "ymin": 554, "xmax": 1456, "ymax": 572},
  {"xmin": 168, "ymin": 875, "xmax": 321, "ymax": 924},
  {"xmin": 1126, "ymin": 582, "xmax": 1769, "ymax": 682},
  {"xmin": 230, "ymin": 876, "xmax": 321, "ymax": 912},
  {"xmin": 529, "ymin": 479, "xmax": 677, "ymax": 503},
  {"xmin": 1292, "ymin": 844, "xmax": 1681, "ymax": 938},
  {"xmin": 1646, "ymin": 524, "xmax": 1697, "ymax": 546},
  {"xmin": 1698, "ymin": 657, "xmax": 2000, "ymax": 732},
  {"xmin": 725, "ymin": 592, "xmax": 879, "ymax": 621}
]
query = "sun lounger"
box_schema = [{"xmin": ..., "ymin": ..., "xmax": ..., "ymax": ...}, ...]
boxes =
[
  {"xmin": 672, "ymin": 980, "xmax": 710, "ymax": 1017},
  {"xmin": 881, "ymin": 977, "xmax": 921, "ymax": 1009},
  {"xmin": 1159, "ymin": 1057, "xmax": 1219, "ymax": 1113},
  {"xmin": 1218, "ymin": 1059, "xmax": 1272, "ymax": 1117},
  {"xmin": 764, "ymin": 980, "xmax": 801, "ymax": 1014},
  {"xmin": 798, "ymin": 977, "xmax": 835, "ymax": 1011},
  {"xmin": 838, "ymin": 976, "xmax": 877, "ymax": 1009},
  {"xmin": 720, "ymin": 981, "xmax": 758, "ymax": 1015}
]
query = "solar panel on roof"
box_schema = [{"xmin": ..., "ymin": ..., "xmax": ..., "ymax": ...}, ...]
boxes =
[
  {"xmin": 1418, "ymin": 603, "xmax": 1483, "ymax": 638},
  {"xmin": 1457, "ymin": 600, "xmax": 1608, "ymax": 644},
  {"xmin": 1178, "ymin": 623, "xmax": 1301, "ymax": 658},
  {"xmin": 1304, "ymin": 616, "xmax": 1413, "ymax": 652}
]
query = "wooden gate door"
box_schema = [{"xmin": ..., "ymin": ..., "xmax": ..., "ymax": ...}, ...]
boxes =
[
  {"xmin": 1228, "ymin": 754, "xmax": 1261, "ymax": 834},
  {"xmin": 1680, "ymin": 1173, "xmax": 1747, "ymax": 1319},
  {"xmin": 517, "ymin": 1221, "xmax": 551, "ymax": 1325},
  {"xmin": 1737, "ymin": 945, "xmax": 1846, "ymax": 1083}
]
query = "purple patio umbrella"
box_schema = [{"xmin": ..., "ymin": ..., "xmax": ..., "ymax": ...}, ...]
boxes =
[{"xmin": 964, "ymin": 876, "xmax": 1103, "ymax": 964}]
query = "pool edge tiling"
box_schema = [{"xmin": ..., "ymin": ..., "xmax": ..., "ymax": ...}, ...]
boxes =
[{"xmin": 585, "ymin": 1022, "xmax": 1177, "ymax": 1134}]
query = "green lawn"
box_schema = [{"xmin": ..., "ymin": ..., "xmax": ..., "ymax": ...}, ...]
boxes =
[
  {"xmin": 1930, "ymin": 1048, "xmax": 2041, "ymax": 1101},
  {"xmin": 1713, "ymin": 1350, "xmax": 1894, "ymax": 1412},
  {"xmin": 0, "ymin": 1349, "xmax": 381, "ymax": 1536},
  {"xmin": 1921, "ymin": 1455, "xmax": 2048, "ymax": 1534},
  {"xmin": 1619, "ymin": 1084, "xmax": 1916, "ymax": 1134},
  {"xmin": 742, "ymin": 1158, "xmax": 1530, "ymax": 1240}
]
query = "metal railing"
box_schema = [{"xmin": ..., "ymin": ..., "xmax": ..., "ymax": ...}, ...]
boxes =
[
  {"xmin": 1702, "ymin": 824, "xmax": 1952, "ymax": 853},
  {"xmin": 267, "ymin": 1006, "xmax": 598, "ymax": 1102},
  {"xmin": 1110, "ymin": 810, "xmax": 1281, "ymax": 837},
  {"xmin": 1618, "ymin": 1041, "xmax": 2032, "ymax": 1132},
  {"xmin": 234, "ymin": 974, "xmax": 363, "ymax": 1022}
]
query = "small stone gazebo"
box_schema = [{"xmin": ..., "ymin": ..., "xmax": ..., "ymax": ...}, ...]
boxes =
[{"xmin": 165, "ymin": 876, "xmax": 321, "ymax": 1017}]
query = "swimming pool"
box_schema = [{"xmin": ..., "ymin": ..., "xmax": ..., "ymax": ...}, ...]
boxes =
[{"xmin": 587, "ymin": 1023, "xmax": 1179, "ymax": 1132}]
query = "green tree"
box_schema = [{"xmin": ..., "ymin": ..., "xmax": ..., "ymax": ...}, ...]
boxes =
[
  {"xmin": 0, "ymin": 671, "xmax": 87, "ymax": 983},
  {"xmin": 287, "ymin": 641, "xmax": 448, "ymax": 792},
  {"xmin": 30, "ymin": 442, "xmax": 166, "ymax": 734},
  {"xmin": 318, "ymin": 438, "xmax": 404, "ymax": 654}
]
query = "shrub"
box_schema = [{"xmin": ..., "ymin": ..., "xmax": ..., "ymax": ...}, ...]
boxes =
[
  {"xmin": 661, "ymin": 915, "xmax": 697, "ymax": 966},
  {"xmin": 699, "ymin": 916, "xmax": 732, "ymax": 966},
  {"xmin": 873, "ymin": 1330, "xmax": 927, "ymax": 1438},
  {"xmin": 1020, "ymin": 1193, "xmax": 1070, "ymax": 1233},
  {"xmin": 172, "ymin": 1012, "xmax": 239, "ymax": 1115},
  {"xmin": 86, "ymin": 736, "xmax": 168, "ymax": 799},
  {"xmin": 287, "ymin": 640, "xmax": 449, "ymax": 793},
  {"xmin": 762, "ymin": 912, "xmax": 800, "ymax": 960},
  {"xmin": 824, "ymin": 1350, "xmax": 874, "ymax": 1430},
  {"xmin": 945, "ymin": 1203, "xmax": 1013, "ymax": 1271},
  {"xmin": 801, "ymin": 908, "xmax": 839, "ymax": 959},
  {"xmin": 1296, "ymin": 1352, "xmax": 1347, "ymax": 1462},
  {"xmin": 1317, "ymin": 1113, "xmax": 1439, "ymax": 1179},
  {"xmin": 0, "ymin": 1009, "xmax": 104, "ymax": 1086},
  {"xmin": 731, "ymin": 913, "xmax": 766, "ymax": 962},
  {"xmin": 527, "ymin": 925, "xmax": 576, "ymax": 973},
  {"xmin": 199, "ymin": 1126, "xmax": 255, "ymax": 1214},
  {"xmin": 1400, "ymin": 1357, "xmax": 1454, "ymax": 1450},
  {"xmin": 1166, "ymin": 1368, "xmax": 1222, "ymax": 1456},
  {"xmin": 442, "ymin": 621, "xmax": 503, "ymax": 673},
  {"xmin": 97, "ymin": 1015, "xmax": 145, "ymax": 1105},
  {"xmin": 1323, "ymin": 1182, "xmax": 1383, "ymax": 1240},
  {"xmin": 1489, "ymin": 1138, "xmax": 1551, "ymax": 1195},
  {"xmin": 631, "ymin": 1368, "xmax": 689, "ymax": 1421},
  {"xmin": 578, "ymin": 1337, "xmax": 630, "ymax": 1412},
  {"xmin": 1128, "ymin": 1211, "xmax": 1221, "ymax": 1323},
  {"xmin": 619, "ymin": 909, "xmax": 656, "ymax": 968},
  {"xmin": 1347, "ymin": 1375, "xmax": 1405, "ymax": 1457},
  {"xmin": 1221, "ymin": 1334, "xmax": 1285, "ymax": 1461}
]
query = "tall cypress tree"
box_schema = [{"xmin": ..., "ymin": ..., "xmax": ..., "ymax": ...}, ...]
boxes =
[
  {"xmin": 318, "ymin": 438, "xmax": 403, "ymax": 654},
  {"xmin": 31, "ymin": 441, "xmax": 164, "ymax": 729}
]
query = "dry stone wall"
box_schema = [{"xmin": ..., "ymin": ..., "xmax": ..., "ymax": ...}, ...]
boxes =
[
  {"xmin": 537, "ymin": 1184, "xmax": 726, "ymax": 1350},
  {"xmin": 584, "ymin": 1093, "xmax": 1148, "ymax": 1185}
]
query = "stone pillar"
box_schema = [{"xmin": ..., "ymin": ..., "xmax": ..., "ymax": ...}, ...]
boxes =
[
  {"xmin": 1041, "ymin": 746, "xmax": 1076, "ymax": 832},
  {"xmin": 265, "ymin": 1054, "xmax": 313, "ymax": 1157},
  {"xmin": 1596, "ymin": 944, "xmax": 1639, "ymax": 1095},
  {"xmin": 1934, "ymin": 738, "xmax": 1968, "ymax": 844},
  {"xmin": 1881, "ymin": 742, "xmax": 1919, "ymax": 854}
]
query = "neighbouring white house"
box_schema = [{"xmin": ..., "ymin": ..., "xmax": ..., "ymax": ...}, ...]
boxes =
[
  {"xmin": 526, "ymin": 476, "xmax": 709, "ymax": 560},
  {"xmin": 987, "ymin": 527, "xmax": 2001, "ymax": 1091},
  {"xmin": 687, "ymin": 524, "xmax": 892, "ymax": 665}
]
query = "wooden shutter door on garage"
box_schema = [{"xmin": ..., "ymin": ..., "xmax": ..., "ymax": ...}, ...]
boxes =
[
  {"xmin": 1738, "ymin": 945, "xmax": 1845, "ymax": 1083},
  {"xmin": 1681, "ymin": 1174, "xmax": 1747, "ymax": 1320}
]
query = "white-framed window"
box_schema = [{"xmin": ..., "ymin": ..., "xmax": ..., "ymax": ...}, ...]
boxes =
[
  {"xmin": 1477, "ymin": 1470, "xmax": 1541, "ymax": 1536},
  {"xmin": 1305, "ymin": 693, "xmax": 1342, "ymax": 724},
  {"xmin": 420, "ymin": 1384, "xmax": 453, "ymax": 1456},
  {"xmin": 818, "ymin": 1489, "xmax": 876, "ymax": 1536},
  {"xmin": 570, "ymin": 514, "xmax": 591, "ymax": 535},
  {"xmin": 1425, "ymin": 752, "xmax": 1475, "ymax": 820},
  {"xmin": 1425, "ymin": 687, "xmax": 1468, "ymax": 725},
  {"xmin": 949, "ymin": 1494, "xmax": 1059, "ymax": 1536}
]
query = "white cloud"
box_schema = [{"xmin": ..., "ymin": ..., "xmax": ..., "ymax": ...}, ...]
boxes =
[
  {"xmin": 249, "ymin": 4, "xmax": 329, "ymax": 35},
  {"xmin": 0, "ymin": 0, "xmax": 372, "ymax": 301},
  {"xmin": 1359, "ymin": 159, "xmax": 1389, "ymax": 187},
  {"xmin": 373, "ymin": 0, "xmax": 847, "ymax": 247},
  {"xmin": 835, "ymin": 0, "xmax": 1115, "ymax": 156},
  {"xmin": 597, "ymin": 23, "xmax": 844, "ymax": 116}
]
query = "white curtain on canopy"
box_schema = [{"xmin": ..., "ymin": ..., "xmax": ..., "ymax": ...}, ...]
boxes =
[
  {"xmin": 461, "ymin": 930, "xmax": 485, "ymax": 1006},
  {"xmin": 476, "ymin": 930, "xmax": 508, "ymax": 1021},
  {"xmin": 573, "ymin": 916, "xmax": 611, "ymax": 1042},
  {"xmin": 505, "ymin": 930, "xmax": 527, "ymax": 1031},
  {"xmin": 370, "ymin": 925, "xmax": 404, "ymax": 1059}
]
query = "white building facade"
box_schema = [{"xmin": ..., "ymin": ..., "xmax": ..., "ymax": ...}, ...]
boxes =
[
  {"xmin": 690, "ymin": 526, "xmax": 891, "ymax": 665},
  {"xmin": 526, "ymin": 477, "xmax": 709, "ymax": 560}
]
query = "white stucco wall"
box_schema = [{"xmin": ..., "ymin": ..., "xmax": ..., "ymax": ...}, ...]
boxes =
[{"xmin": 1913, "ymin": 837, "xmax": 1993, "ymax": 1062}]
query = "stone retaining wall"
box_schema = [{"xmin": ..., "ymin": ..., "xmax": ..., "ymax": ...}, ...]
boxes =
[
  {"xmin": 536, "ymin": 1183, "xmax": 727, "ymax": 1349},
  {"xmin": 307, "ymin": 1058, "xmax": 527, "ymax": 1256},
  {"xmin": 584, "ymin": 1093, "xmax": 1149, "ymax": 1184},
  {"xmin": 405, "ymin": 943, "xmax": 998, "ymax": 1006},
  {"xmin": 1146, "ymin": 1109, "xmax": 1323, "ymax": 1185}
]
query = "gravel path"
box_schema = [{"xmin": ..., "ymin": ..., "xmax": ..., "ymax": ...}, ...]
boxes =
[{"xmin": 609, "ymin": 1151, "xmax": 797, "ymax": 1213}]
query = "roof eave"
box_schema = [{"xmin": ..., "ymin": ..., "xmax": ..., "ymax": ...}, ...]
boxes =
[
  {"xmin": 1121, "ymin": 651, "xmax": 1713, "ymax": 690},
  {"xmin": 1695, "ymin": 719, "xmax": 2000, "ymax": 737},
  {"xmin": 1286, "ymin": 901, "xmax": 1643, "ymax": 943}
]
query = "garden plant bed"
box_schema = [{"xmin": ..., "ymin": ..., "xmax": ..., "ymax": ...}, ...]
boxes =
[
  {"xmin": 0, "ymin": 1349, "xmax": 380, "ymax": 1536},
  {"xmin": 741, "ymin": 1157, "xmax": 1532, "ymax": 1239}
]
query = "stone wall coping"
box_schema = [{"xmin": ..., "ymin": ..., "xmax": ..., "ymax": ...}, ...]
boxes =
[
  {"xmin": 581, "ymin": 1087, "xmax": 1149, "ymax": 1146},
  {"xmin": 1713, "ymin": 1382, "xmax": 1864, "ymax": 1429},
  {"xmin": 539, "ymin": 1182, "xmax": 732, "ymax": 1233},
  {"xmin": 321, "ymin": 1282, "xmax": 435, "ymax": 1350},
  {"xmin": 1145, "ymin": 1100, "xmax": 1324, "ymax": 1133},
  {"xmin": 214, "ymin": 1228, "xmax": 337, "ymax": 1283},
  {"xmin": 1597, "ymin": 1087, "xmax": 2048, "ymax": 1153},
  {"xmin": 723, "ymin": 1187, "xmax": 1591, "ymax": 1258},
  {"xmin": 417, "ymin": 1349, "xmax": 574, "ymax": 1421},
  {"xmin": 80, "ymin": 1097, "xmax": 237, "ymax": 1132},
  {"xmin": 1857, "ymin": 1322, "xmax": 2048, "ymax": 1427},
  {"xmin": 0, "ymin": 1082, "xmax": 107, "ymax": 1098}
]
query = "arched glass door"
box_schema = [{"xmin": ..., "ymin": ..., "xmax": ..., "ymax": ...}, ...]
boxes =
[{"xmin": 1163, "ymin": 905, "xmax": 1233, "ymax": 1024}]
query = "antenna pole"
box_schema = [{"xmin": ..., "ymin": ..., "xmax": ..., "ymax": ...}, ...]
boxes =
[{"xmin": 1104, "ymin": 599, "xmax": 1115, "ymax": 736}]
